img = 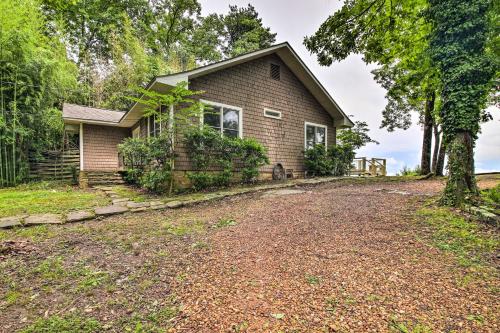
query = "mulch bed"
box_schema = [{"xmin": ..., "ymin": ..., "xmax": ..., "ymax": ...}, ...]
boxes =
[{"xmin": 0, "ymin": 178, "xmax": 498, "ymax": 332}]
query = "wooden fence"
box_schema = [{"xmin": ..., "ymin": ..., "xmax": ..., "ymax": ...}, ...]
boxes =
[
  {"xmin": 351, "ymin": 157, "xmax": 387, "ymax": 176},
  {"xmin": 30, "ymin": 149, "xmax": 80, "ymax": 181}
]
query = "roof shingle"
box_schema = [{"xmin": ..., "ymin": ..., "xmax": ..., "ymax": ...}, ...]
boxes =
[{"xmin": 62, "ymin": 103, "xmax": 125, "ymax": 123}]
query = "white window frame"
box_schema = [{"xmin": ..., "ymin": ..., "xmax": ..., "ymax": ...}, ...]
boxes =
[
  {"xmin": 304, "ymin": 121, "xmax": 328, "ymax": 149},
  {"xmin": 263, "ymin": 108, "xmax": 282, "ymax": 120},
  {"xmin": 200, "ymin": 99, "xmax": 243, "ymax": 138}
]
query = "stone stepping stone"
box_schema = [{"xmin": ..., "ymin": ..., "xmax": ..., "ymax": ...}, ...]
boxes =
[
  {"xmin": 95, "ymin": 205, "xmax": 128, "ymax": 216},
  {"xmin": 66, "ymin": 210, "xmax": 95, "ymax": 223},
  {"xmin": 126, "ymin": 202, "xmax": 150, "ymax": 209},
  {"xmin": 166, "ymin": 201, "xmax": 184, "ymax": 208},
  {"xmin": 112, "ymin": 198, "xmax": 129, "ymax": 204},
  {"xmin": 0, "ymin": 215, "xmax": 26, "ymax": 228},
  {"xmin": 25, "ymin": 213, "xmax": 63, "ymax": 225},
  {"xmin": 261, "ymin": 189, "xmax": 305, "ymax": 198}
]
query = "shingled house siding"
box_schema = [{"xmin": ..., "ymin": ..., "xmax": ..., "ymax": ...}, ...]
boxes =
[
  {"xmin": 175, "ymin": 54, "xmax": 336, "ymax": 174},
  {"xmin": 82, "ymin": 124, "xmax": 130, "ymax": 171}
]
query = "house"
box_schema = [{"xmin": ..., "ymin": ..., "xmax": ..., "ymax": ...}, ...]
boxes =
[{"xmin": 62, "ymin": 42, "xmax": 353, "ymax": 186}]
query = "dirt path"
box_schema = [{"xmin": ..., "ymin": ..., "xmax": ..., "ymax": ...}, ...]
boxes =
[
  {"xmin": 173, "ymin": 179, "xmax": 498, "ymax": 332},
  {"xmin": 0, "ymin": 178, "xmax": 498, "ymax": 332}
]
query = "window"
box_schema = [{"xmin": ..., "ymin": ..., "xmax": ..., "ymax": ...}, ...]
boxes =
[
  {"xmin": 201, "ymin": 100, "xmax": 242, "ymax": 138},
  {"xmin": 264, "ymin": 108, "xmax": 282, "ymax": 120},
  {"xmin": 270, "ymin": 63, "xmax": 280, "ymax": 80},
  {"xmin": 304, "ymin": 122, "xmax": 327, "ymax": 149},
  {"xmin": 148, "ymin": 114, "xmax": 160, "ymax": 137}
]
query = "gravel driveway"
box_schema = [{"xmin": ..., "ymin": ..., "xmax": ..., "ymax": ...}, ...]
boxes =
[{"xmin": 1, "ymin": 178, "xmax": 498, "ymax": 332}]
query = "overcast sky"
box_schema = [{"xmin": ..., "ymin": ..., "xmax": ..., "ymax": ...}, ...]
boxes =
[{"xmin": 199, "ymin": 0, "xmax": 499, "ymax": 175}]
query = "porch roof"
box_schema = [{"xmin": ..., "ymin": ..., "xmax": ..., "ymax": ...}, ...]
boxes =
[{"xmin": 62, "ymin": 103, "xmax": 126, "ymax": 126}]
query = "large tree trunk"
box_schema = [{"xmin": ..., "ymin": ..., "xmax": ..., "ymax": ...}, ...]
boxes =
[
  {"xmin": 420, "ymin": 92, "xmax": 435, "ymax": 175},
  {"xmin": 431, "ymin": 124, "xmax": 441, "ymax": 173},
  {"xmin": 442, "ymin": 131, "xmax": 477, "ymax": 206},
  {"xmin": 435, "ymin": 138, "xmax": 446, "ymax": 176}
]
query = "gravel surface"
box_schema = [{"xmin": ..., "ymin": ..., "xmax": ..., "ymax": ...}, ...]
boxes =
[{"xmin": 0, "ymin": 177, "xmax": 498, "ymax": 332}]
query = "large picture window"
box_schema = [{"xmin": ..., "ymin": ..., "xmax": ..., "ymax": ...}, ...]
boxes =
[
  {"xmin": 202, "ymin": 100, "xmax": 242, "ymax": 138},
  {"xmin": 305, "ymin": 122, "xmax": 327, "ymax": 149}
]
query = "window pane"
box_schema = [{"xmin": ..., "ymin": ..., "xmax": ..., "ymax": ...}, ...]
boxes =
[
  {"xmin": 204, "ymin": 106, "xmax": 221, "ymax": 130},
  {"xmin": 223, "ymin": 108, "xmax": 239, "ymax": 131},
  {"xmin": 316, "ymin": 127, "xmax": 326, "ymax": 145},
  {"xmin": 306, "ymin": 140, "xmax": 315, "ymax": 150},
  {"xmin": 306, "ymin": 125, "xmax": 315, "ymax": 143},
  {"xmin": 224, "ymin": 129, "xmax": 239, "ymax": 138}
]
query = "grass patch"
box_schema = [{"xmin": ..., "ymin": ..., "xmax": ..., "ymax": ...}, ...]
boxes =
[
  {"xmin": 305, "ymin": 274, "xmax": 320, "ymax": 285},
  {"xmin": 389, "ymin": 317, "xmax": 432, "ymax": 333},
  {"xmin": 416, "ymin": 207, "xmax": 499, "ymax": 268},
  {"xmin": 0, "ymin": 181, "xmax": 109, "ymax": 217},
  {"xmin": 112, "ymin": 186, "xmax": 150, "ymax": 202},
  {"xmin": 213, "ymin": 218, "xmax": 237, "ymax": 229},
  {"xmin": 0, "ymin": 224, "xmax": 54, "ymax": 242},
  {"xmin": 164, "ymin": 219, "xmax": 205, "ymax": 236},
  {"xmin": 20, "ymin": 314, "xmax": 102, "ymax": 333}
]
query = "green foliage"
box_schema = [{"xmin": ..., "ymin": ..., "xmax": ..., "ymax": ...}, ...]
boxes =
[
  {"xmin": 328, "ymin": 145, "xmax": 356, "ymax": 176},
  {"xmin": 397, "ymin": 165, "xmax": 422, "ymax": 177},
  {"xmin": 337, "ymin": 121, "xmax": 379, "ymax": 150},
  {"xmin": 481, "ymin": 184, "xmax": 500, "ymax": 205},
  {"xmin": 389, "ymin": 316, "xmax": 432, "ymax": 333},
  {"xmin": 0, "ymin": 0, "xmax": 78, "ymax": 186},
  {"xmin": 20, "ymin": 314, "xmax": 101, "ymax": 333},
  {"xmin": 140, "ymin": 168, "xmax": 172, "ymax": 194},
  {"xmin": 239, "ymin": 138, "xmax": 269, "ymax": 183},
  {"xmin": 213, "ymin": 218, "xmax": 237, "ymax": 228},
  {"xmin": 304, "ymin": 145, "xmax": 332, "ymax": 177},
  {"xmin": 185, "ymin": 126, "xmax": 269, "ymax": 190}
]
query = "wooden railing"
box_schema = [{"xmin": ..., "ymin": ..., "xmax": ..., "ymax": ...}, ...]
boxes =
[{"xmin": 351, "ymin": 157, "xmax": 387, "ymax": 176}]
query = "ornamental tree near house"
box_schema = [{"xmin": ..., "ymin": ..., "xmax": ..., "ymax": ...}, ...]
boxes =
[{"xmin": 126, "ymin": 81, "xmax": 205, "ymax": 194}]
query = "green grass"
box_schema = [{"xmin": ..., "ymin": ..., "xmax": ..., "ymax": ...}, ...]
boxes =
[
  {"xmin": 417, "ymin": 207, "xmax": 499, "ymax": 268},
  {"xmin": 20, "ymin": 314, "xmax": 102, "ymax": 333},
  {"xmin": 481, "ymin": 184, "xmax": 500, "ymax": 205},
  {"xmin": 389, "ymin": 317, "xmax": 432, "ymax": 333},
  {"xmin": 213, "ymin": 218, "xmax": 237, "ymax": 229},
  {"xmin": 164, "ymin": 219, "xmax": 205, "ymax": 236},
  {"xmin": 0, "ymin": 224, "xmax": 54, "ymax": 242},
  {"xmin": 112, "ymin": 185, "xmax": 150, "ymax": 202},
  {"xmin": 0, "ymin": 181, "xmax": 109, "ymax": 217}
]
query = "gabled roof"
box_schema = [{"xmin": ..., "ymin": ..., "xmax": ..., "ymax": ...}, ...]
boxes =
[
  {"xmin": 63, "ymin": 103, "xmax": 125, "ymax": 125},
  {"xmin": 64, "ymin": 42, "xmax": 353, "ymax": 128}
]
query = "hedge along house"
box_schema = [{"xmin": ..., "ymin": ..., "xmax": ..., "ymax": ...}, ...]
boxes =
[{"xmin": 63, "ymin": 42, "xmax": 353, "ymax": 186}]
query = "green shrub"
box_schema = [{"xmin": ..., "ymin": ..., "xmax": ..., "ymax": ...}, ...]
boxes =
[
  {"xmin": 239, "ymin": 138, "xmax": 269, "ymax": 183},
  {"xmin": 185, "ymin": 126, "xmax": 269, "ymax": 190},
  {"xmin": 118, "ymin": 132, "xmax": 175, "ymax": 193},
  {"xmin": 481, "ymin": 183, "xmax": 500, "ymax": 205},
  {"xmin": 187, "ymin": 172, "xmax": 215, "ymax": 191},
  {"xmin": 304, "ymin": 144, "xmax": 356, "ymax": 177},
  {"xmin": 398, "ymin": 165, "xmax": 421, "ymax": 176},
  {"xmin": 140, "ymin": 168, "xmax": 172, "ymax": 193},
  {"xmin": 304, "ymin": 144, "xmax": 333, "ymax": 177},
  {"xmin": 329, "ymin": 144, "xmax": 355, "ymax": 176}
]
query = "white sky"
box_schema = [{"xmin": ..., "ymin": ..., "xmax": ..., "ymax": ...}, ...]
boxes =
[{"xmin": 199, "ymin": 0, "xmax": 500, "ymax": 175}]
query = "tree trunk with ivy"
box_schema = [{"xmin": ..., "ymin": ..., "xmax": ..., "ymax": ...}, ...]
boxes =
[
  {"xmin": 442, "ymin": 131, "xmax": 477, "ymax": 204},
  {"xmin": 428, "ymin": 0, "xmax": 495, "ymax": 206},
  {"xmin": 420, "ymin": 93, "xmax": 435, "ymax": 175}
]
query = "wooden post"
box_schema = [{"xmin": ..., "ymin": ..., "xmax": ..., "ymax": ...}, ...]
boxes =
[
  {"xmin": 382, "ymin": 159, "xmax": 387, "ymax": 176},
  {"xmin": 362, "ymin": 157, "xmax": 366, "ymax": 175},
  {"xmin": 371, "ymin": 158, "xmax": 376, "ymax": 176}
]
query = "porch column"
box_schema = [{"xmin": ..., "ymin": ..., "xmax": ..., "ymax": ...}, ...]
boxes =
[{"xmin": 79, "ymin": 123, "xmax": 84, "ymax": 171}]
